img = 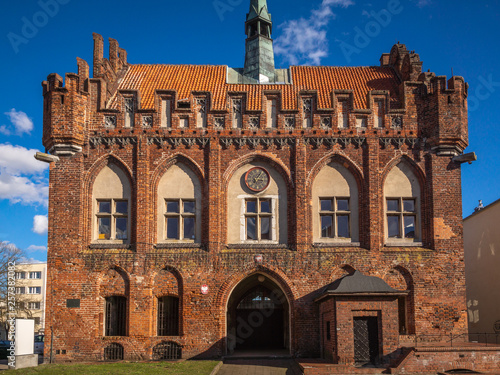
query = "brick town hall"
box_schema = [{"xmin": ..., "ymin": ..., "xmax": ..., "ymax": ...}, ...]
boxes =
[{"xmin": 40, "ymin": 0, "xmax": 500, "ymax": 373}]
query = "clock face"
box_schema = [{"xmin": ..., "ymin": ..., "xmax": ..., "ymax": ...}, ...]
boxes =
[{"xmin": 245, "ymin": 167, "xmax": 270, "ymax": 192}]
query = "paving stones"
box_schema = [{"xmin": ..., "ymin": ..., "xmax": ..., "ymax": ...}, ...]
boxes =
[{"xmin": 217, "ymin": 359, "xmax": 303, "ymax": 375}]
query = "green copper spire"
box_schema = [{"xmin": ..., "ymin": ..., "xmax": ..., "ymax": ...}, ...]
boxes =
[
  {"xmin": 247, "ymin": 0, "xmax": 272, "ymax": 23},
  {"xmin": 244, "ymin": 0, "xmax": 276, "ymax": 83}
]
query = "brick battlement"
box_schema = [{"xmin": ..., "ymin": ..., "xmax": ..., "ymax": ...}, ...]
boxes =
[{"xmin": 41, "ymin": 35, "xmax": 468, "ymax": 159}]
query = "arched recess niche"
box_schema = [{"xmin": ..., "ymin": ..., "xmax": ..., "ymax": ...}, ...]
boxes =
[
  {"xmin": 227, "ymin": 162, "xmax": 287, "ymax": 245},
  {"xmin": 92, "ymin": 163, "xmax": 132, "ymax": 244},
  {"xmin": 384, "ymin": 161, "xmax": 422, "ymax": 244},
  {"xmin": 312, "ymin": 162, "xmax": 359, "ymax": 244},
  {"xmin": 156, "ymin": 163, "xmax": 202, "ymax": 243}
]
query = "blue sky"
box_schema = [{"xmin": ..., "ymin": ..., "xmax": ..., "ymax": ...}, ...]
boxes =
[{"xmin": 0, "ymin": 0, "xmax": 499, "ymax": 262}]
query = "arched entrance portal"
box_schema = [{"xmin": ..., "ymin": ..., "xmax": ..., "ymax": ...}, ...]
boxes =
[{"xmin": 227, "ymin": 273, "xmax": 290, "ymax": 355}]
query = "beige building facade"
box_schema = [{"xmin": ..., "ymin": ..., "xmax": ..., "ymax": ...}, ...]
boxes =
[
  {"xmin": 464, "ymin": 200, "xmax": 500, "ymax": 339},
  {"xmin": 15, "ymin": 262, "xmax": 47, "ymax": 335}
]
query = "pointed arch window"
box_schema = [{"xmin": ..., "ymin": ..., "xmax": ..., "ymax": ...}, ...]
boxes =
[
  {"xmin": 227, "ymin": 163, "xmax": 287, "ymax": 245},
  {"xmin": 237, "ymin": 286, "xmax": 283, "ymax": 309},
  {"xmin": 384, "ymin": 162, "xmax": 422, "ymax": 244},
  {"xmin": 312, "ymin": 162, "xmax": 359, "ymax": 244},
  {"xmin": 157, "ymin": 163, "xmax": 202, "ymax": 244},
  {"xmin": 92, "ymin": 164, "xmax": 131, "ymax": 244}
]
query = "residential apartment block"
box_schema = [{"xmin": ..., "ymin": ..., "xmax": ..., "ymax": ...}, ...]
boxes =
[{"xmin": 15, "ymin": 262, "xmax": 47, "ymax": 335}]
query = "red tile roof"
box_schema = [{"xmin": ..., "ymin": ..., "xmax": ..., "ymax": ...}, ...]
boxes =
[
  {"xmin": 292, "ymin": 66, "xmax": 400, "ymax": 109},
  {"xmin": 115, "ymin": 64, "xmax": 400, "ymax": 111}
]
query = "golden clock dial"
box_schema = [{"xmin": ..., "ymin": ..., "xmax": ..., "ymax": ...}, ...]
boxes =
[{"xmin": 245, "ymin": 167, "xmax": 270, "ymax": 192}]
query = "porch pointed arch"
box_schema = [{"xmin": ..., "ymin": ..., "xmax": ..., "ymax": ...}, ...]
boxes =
[
  {"xmin": 216, "ymin": 266, "xmax": 297, "ymax": 355},
  {"xmin": 225, "ymin": 272, "xmax": 292, "ymax": 355}
]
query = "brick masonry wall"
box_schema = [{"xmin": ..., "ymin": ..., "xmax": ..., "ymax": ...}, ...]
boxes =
[
  {"xmin": 396, "ymin": 349, "xmax": 500, "ymax": 374},
  {"xmin": 334, "ymin": 298, "xmax": 399, "ymax": 365},
  {"xmin": 41, "ymin": 41, "xmax": 471, "ymax": 364},
  {"xmin": 319, "ymin": 299, "xmax": 336, "ymax": 361}
]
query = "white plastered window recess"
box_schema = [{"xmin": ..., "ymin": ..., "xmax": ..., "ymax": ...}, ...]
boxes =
[
  {"xmin": 312, "ymin": 162, "xmax": 359, "ymax": 245},
  {"xmin": 239, "ymin": 195, "xmax": 279, "ymax": 244},
  {"xmin": 384, "ymin": 162, "xmax": 422, "ymax": 246},
  {"xmin": 157, "ymin": 163, "xmax": 202, "ymax": 244},
  {"xmin": 92, "ymin": 164, "xmax": 131, "ymax": 245}
]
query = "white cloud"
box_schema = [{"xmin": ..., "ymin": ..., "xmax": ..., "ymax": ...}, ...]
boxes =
[
  {"xmin": 32, "ymin": 215, "xmax": 48, "ymax": 235},
  {"xmin": 274, "ymin": 0, "xmax": 354, "ymax": 66},
  {"xmin": 0, "ymin": 143, "xmax": 49, "ymax": 206},
  {"xmin": 3, "ymin": 109, "xmax": 34, "ymax": 136},
  {"xmin": 0, "ymin": 174, "xmax": 48, "ymax": 206},
  {"xmin": 0, "ymin": 125, "xmax": 11, "ymax": 136},
  {"xmin": 323, "ymin": 0, "xmax": 354, "ymax": 7},
  {"xmin": 0, "ymin": 144, "xmax": 48, "ymax": 175},
  {"xmin": 27, "ymin": 245, "xmax": 47, "ymax": 252}
]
